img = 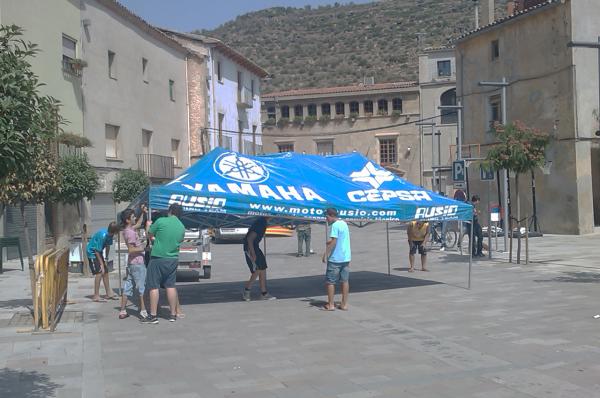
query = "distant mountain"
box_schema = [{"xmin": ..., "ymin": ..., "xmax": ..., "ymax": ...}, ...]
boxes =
[{"xmin": 200, "ymin": 0, "xmax": 509, "ymax": 92}]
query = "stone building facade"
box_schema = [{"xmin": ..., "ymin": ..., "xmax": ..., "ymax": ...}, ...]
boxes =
[
  {"xmin": 455, "ymin": 0, "xmax": 600, "ymax": 234},
  {"xmin": 418, "ymin": 47, "xmax": 458, "ymax": 195},
  {"xmin": 261, "ymin": 82, "xmax": 424, "ymax": 185},
  {"xmin": 162, "ymin": 30, "xmax": 269, "ymax": 161}
]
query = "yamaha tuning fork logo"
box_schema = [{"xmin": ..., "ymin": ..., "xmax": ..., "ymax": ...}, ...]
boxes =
[
  {"xmin": 350, "ymin": 162, "xmax": 394, "ymax": 189},
  {"xmin": 214, "ymin": 152, "xmax": 270, "ymax": 183}
]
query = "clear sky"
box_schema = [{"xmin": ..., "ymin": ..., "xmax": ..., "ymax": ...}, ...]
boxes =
[{"xmin": 117, "ymin": 0, "xmax": 373, "ymax": 32}]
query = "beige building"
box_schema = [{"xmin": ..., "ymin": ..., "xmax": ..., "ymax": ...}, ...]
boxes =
[
  {"xmin": 80, "ymin": 0, "xmax": 191, "ymax": 232},
  {"xmin": 0, "ymin": 0, "xmax": 84, "ymax": 257},
  {"xmin": 455, "ymin": 0, "xmax": 600, "ymax": 234},
  {"xmin": 261, "ymin": 82, "xmax": 424, "ymax": 185},
  {"xmin": 418, "ymin": 47, "xmax": 458, "ymax": 195}
]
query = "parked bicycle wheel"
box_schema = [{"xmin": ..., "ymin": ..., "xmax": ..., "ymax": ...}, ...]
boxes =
[{"xmin": 443, "ymin": 230, "xmax": 457, "ymax": 249}]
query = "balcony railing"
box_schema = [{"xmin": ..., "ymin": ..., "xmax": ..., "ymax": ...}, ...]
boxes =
[
  {"xmin": 137, "ymin": 154, "xmax": 174, "ymax": 180},
  {"xmin": 237, "ymin": 87, "xmax": 253, "ymax": 109}
]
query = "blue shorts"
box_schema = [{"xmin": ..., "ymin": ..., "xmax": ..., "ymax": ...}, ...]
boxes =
[
  {"xmin": 122, "ymin": 263, "xmax": 146, "ymax": 297},
  {"xmin": 146, "ymin": 257, "xmax": 178, "ymax": 289},
  {"xmin": 326, "ymin": 261, "xmax": 350, "ymax": 285}
]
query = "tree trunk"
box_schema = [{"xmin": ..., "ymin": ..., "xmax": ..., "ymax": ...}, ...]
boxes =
[
  {"xmin": 78, "ymin": 202, "xmax": 90, "ymax": 276},
  {"xmin": 20, "ymin": 203, "xmax": 37, "ymax": 327},
  {"xmin": 516, "ymin": 173, "xmax": 521, "ymax": 264}
]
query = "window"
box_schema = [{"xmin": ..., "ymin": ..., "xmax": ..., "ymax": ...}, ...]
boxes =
[
  {"xmin": 307, "ymin": 104, "xmax": 317, "ymax": 116},
  {"xmin": 105, "ymin": 124, "xmax": 119, "ymax": 158},
  {"xmin": 218, "ymin": 113, "xmax": 224, "ymax": 147},
  {"xmin": 222, "ymin": 135, "xmax": 233, "ymax": 150},
  {"xmin": 349, "ymin": 101, "xmax": 359, "ymax": 114},
  {"xmin": 142, "ymin": 129, "xmax": 152, "ymax": 155},
  {"xmin": 267, "ymin": 106, "xmax": 276, "ymax": 121},
  {"xmin": 171, "ymin": 139, "xmax": 180, "ymax": 166},
  {"xmin": 108, "ymin": 50, "xmax": 116, "ymax": 79},
  {"xmin": 321, "ymin": 103, "xmax": 331, "ymax": 116},
  {"xmin": 62, "ymin": 35, "xmax": 77, "ymax": 73},
  {"xmin": 169, "ymin": 80, "xmax": 175, "ymax": 101},
  {"xmin": 251, "ymin": 79, "xmax": 255, "ymax": 97},
  {"xmin": 217, "ymin": 61, "xmax": 222, "ymax": 81},
  {"xmin": 252, "ymin": 125, "xmax": 258, "ymax": 155},
  {"xmin": 142, "ymin": 58, "xmax": 148, "ymax": 82},
  {"xmin": 437, "ymin": 60, "xmax": 452, "ymax": 77},
  {"xmin": 491, "ymin": 40, "xmax": 500, "ymax": 60},
  {"xmin": 377, "ymin": 99, "xmax": 388, "ymax": 116},
  {"xmin": 392, "ymin": 98, "xmax": 403, "ymax": 112},
  {"xmin": 364, "ymin": 100, "xmax": 373, "ymax": 115},
  {"xmin": 489, "ymin": 94, "xmax": 502, "ymax": 128},
  {"xmin": 335, "ymin": 102, "xmax": 345, "ymax": 116},
  {"xmin": 281, "ymin": 105, "xmax": 290, "ymax": 119},
  {"xmin": 294, "ymin": 105, "xmax": 303, "ymax": 118},
  {"xmin": 316, "ymin": 140, "xmax": 334, "ymax": 156},
  {"xmin": 440, "ymin": 89, "xmax": 457, "ymax": 124},
  {"xmin": 379, "ymin": 137, "xmax": 397, "ymax": 165},
  {"xmin": 277, "ymin": 143, "xmax": 294, "ymax": 153}
]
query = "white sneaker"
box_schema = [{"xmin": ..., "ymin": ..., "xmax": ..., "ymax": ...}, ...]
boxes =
[
  {"xmin": 140, "ymin": 310, "xmax": 148, "ymax": 318},
  {"xmin": 242, "ymin": 290, "xmax": 251, "ymax": 301},
  {"xmin": 260, "ymin": 293, "xmax": 276, "ymax": 300},
  {"xmin": 439, "ymin": 246, "xmax": 446, "ymax": 252}
]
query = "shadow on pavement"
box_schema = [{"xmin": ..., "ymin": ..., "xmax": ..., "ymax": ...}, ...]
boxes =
[
  {"xmin": 0, "ymin": 298, "xmax": 32, "ymax": 310},
  {"xmin": 176, "ymin": 271, "xmax": 441, "ymax": 305},
  {"xmin": 0, "ymin": 368, "xmax": 62, "ymax": 398},
  {"xmin": 535, "ymin": 272, "xmax": 600, "ymax": 284}
]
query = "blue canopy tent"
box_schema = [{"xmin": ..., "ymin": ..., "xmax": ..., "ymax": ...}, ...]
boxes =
[{"xmin": 148, "ymin": 148, "xmax": 475, "ymax": 286}]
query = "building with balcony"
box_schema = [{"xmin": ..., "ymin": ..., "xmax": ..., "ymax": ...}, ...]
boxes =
[
  {"xmin": 0, "ymin": 0, "xmax": 84, "ymax": 257},
  {"xmin": 162, "ymin": 30, "xmax": 269, "ymax": 160},
  {"xmin": 261, "ymin": 82, "xmax": 424, "ymax": 185},
  {"xmin": 455, "ymin": 0, "xmax": 600, "ymax": 234},
  {"xmin": 418, "ymin": 46, "xmax": 458, "ymax": 195},
  {"xmin": 80, "ymin": 0, "xmax": 191, "ymax": 231}
]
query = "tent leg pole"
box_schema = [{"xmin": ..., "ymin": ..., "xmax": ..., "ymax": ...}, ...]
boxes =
[
  {"xmin": 386, "ymin": 222, "xmax": 390, "ymax": 276},
  {"xmin": 468, "ymin": 216, "xmax": 474, "ymax": 290}
]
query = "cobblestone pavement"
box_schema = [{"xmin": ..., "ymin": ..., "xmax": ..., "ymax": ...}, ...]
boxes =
[{"xmin": 1, "ymin": 224, "xmax": 599, "ymax": 397}]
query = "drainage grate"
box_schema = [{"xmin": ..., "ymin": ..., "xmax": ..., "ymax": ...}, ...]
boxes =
[{"xmin": 2, "ymin": 311, "xmax": 84, "ymax": 328}]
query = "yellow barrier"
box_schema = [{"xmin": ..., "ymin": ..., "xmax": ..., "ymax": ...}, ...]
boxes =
[{"xmin": 33, "ymin": 247, "xmax": 69, "ymax": 331}]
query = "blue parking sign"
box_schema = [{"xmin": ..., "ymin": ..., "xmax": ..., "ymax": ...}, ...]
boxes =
[
  {"xmin": 453, "ymin": 160, "xmax": 465, "ymax": 182},
  {"xmin": 480, "ymin": 166, "xmax": 495, "ymax": 181}
]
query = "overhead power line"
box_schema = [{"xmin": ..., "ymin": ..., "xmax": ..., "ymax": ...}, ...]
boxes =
[{"xmin": 200, "ymin": 112, "xmax": 456, "ymax": 139}]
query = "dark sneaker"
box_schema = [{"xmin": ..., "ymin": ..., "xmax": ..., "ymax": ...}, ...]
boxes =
[
  {"xmin": 140, "ymin": 315, "xmax": 159, "ymax": 324},
  {"xmin": 169, "ymin": 314, "xmax": 177, "ymax": 322}
]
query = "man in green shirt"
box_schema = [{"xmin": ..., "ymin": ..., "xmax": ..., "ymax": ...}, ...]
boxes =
[{"xmin": 141, "ymin": 204, "xmax": 185, "ymax": 324}]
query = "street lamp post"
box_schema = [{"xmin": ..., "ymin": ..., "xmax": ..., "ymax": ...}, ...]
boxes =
[{"xmin": 479, "ymin": 78, "xmax": 510, "ymax": 251}]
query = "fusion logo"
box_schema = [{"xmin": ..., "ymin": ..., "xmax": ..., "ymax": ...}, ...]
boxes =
[
  {"xmin": 168, "ymin": 194, "xmax": 226, "ymax": 210},
  {"xmin": 414, "ymin": 205, "xmax": 458, "ymax": 220},
  {"xmin": 214, "ymin": 152, "xmax": 269, "ymax": 183},
  {"xmin": 350, "ymin": 162, "xmax": 394, "ymax": 189}
]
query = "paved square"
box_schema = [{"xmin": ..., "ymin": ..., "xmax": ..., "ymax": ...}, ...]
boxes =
[{"xmin": 1, "ymin": 223, "xmax": 600, "ymax": 397}]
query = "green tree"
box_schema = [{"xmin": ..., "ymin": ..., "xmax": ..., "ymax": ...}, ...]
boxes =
[
  {"xmin": 486, "ymin": 121, "xmax": 549, "ymax": 264},
  {"xmin": 112, "ymin": 169, "xmax": 150, "ymax": 204},
  {"xmin": 0, "ymin": 25, "xmax": 59, "ymax": 179},
  {"xmin": 0, "ymin": 25, "xmax": 62, "ymax": 272}
]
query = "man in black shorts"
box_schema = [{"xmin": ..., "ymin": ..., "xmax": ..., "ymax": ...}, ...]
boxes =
[
  {"xmin": 242, "ymin": 217, "xmax": 276, "ymax": 301},
  {"xmin": 407, "ymin": 220, "xmax": 429, "ymax": 272}
]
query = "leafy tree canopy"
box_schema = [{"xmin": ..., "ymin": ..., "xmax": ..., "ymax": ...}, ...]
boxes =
[
  {"xmin": 486, "ymin": 121, "xmax": 550, "ymax": 174},
  {"xmin": 56, "ymin": 154, "xmax": 99, "ymax": 205},
  {"xmin": 0, "ymin": 24, "xmax": 62, "ymax": 179},
  {"xmin": 112, "ymin": 169, "xmax": 150, "ymax": 204}
]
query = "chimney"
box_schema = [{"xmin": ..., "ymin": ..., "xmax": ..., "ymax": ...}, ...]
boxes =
[
  {"xmin": 507, "ymin": 1, "xmax": 516, "ymax": 15},
  {"xmin": 480, "ymin": 0, "xmax": 495, "ymax": 25}
]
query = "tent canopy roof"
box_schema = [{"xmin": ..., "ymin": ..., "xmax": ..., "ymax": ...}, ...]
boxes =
[{"xmin": 148, "ymin": 148, "xmax": 472, "ymax": 228}]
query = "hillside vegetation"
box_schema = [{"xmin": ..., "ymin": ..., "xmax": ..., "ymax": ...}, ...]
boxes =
[{"xmin": 201, "ymin": 0, "xmax": 509, "ymax": 92}]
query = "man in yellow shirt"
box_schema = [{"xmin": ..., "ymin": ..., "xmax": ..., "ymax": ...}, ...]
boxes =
[{"xmin": 407, "ymin": 220, "xmax": 429, "ymax": 272}]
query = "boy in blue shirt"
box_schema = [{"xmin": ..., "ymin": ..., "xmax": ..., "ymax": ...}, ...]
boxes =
[
  {"xmin": 322, "ymin": 208, "xmax": 351, "ymax": 311},
  {"xmin": 87, "ymin": 222, "xmax": 119, "ymax": 302}
]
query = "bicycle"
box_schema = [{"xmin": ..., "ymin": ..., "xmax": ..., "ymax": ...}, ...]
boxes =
[{"xmin": 427, "ymin": 221, "xmax": 457, "ymax": 250}]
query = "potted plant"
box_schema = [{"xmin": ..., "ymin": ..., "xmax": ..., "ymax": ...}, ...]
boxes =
[
  {"xmin": 293, "ymin": 116, "xmax": 304, "ymax": 124},
  {"xmin": 276, "ymin": 117, "xmax": 289, "ymax": 127},
  {"xmin": 319, "ymin": 114, "xmax": 331, "ymax": 123},
  {"xmin": 304, "ymin": 115, "xmax": 317, "ymax": 124},
  {"xmin": 69, "ymin": 58, "xmax": 87, "ymax": 70}
]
